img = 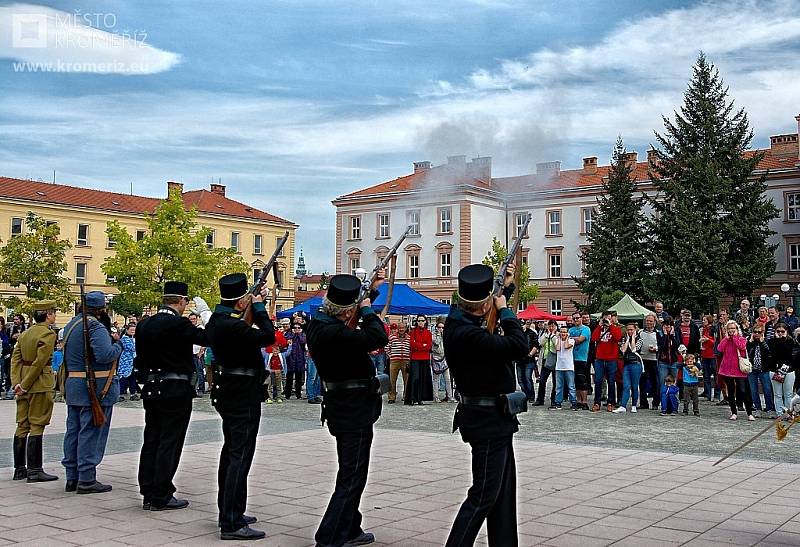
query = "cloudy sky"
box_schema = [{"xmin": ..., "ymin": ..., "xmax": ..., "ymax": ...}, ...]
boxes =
[{"xmin": 1, "ymin": 0, "xmax": 799, "ymax": 273}]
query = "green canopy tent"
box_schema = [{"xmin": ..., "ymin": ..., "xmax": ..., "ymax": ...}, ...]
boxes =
[{"xmin": 591, "ymin": 294, "xmax": 653, "ymax": 322}]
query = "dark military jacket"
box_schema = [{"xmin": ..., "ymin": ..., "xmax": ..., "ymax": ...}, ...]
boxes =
[
  {"xmin": 443, "ymin": 306, "xmax": 528, "ymax": 442},
  {"xmin": 306, "ymin": 306, "xmax": 388, "ymax": 433},
  {"xmin": 204, "ymin": 301, "xmax": 275, "ymax": 409},
  {"xmin": 135, "ymin": 307, "xmax": 208, "ymax": 399}
]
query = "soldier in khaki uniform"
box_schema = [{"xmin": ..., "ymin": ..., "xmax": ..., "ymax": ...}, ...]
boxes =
[{"xmin": 11, "ymin": 300, "xmax": 59, "ymax": 482}]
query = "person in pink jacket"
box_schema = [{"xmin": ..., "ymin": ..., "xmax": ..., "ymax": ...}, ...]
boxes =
[{"xmin": 717, "ymin": 320, "xmax": 755, "ymax": 421}]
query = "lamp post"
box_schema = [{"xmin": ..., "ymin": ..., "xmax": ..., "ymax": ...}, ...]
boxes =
[
  {"xmin": 760, "ymin": 294, "xmax": 779, "ymax": 309},
  {"xmin": 780, "ymin": 283, "xmax": 800, "ymax": 310}
]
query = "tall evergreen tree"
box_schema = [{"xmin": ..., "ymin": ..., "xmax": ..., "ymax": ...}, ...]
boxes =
[
  {"xmin": 648, "ymin": 53, "xmax": 778, "ymax": 313},
  {"xmin": 576, "ymin": 137, "xmax": 649, "ymax": 311}
]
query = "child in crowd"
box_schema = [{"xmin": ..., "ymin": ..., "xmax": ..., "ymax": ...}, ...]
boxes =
[
  {"xmin": 682, "ymin": 353, "xmax": 701, "ymax": 416},
  {"xmin": 264, "ymin": 346, "xmax": 285, "ymax": 404},
  {"xmin": 661, "ymin": 374, "xmax": 679, "ymax": 416}
]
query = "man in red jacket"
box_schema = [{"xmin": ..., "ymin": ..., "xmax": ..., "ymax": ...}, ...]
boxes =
[{"xmin": 591, "ymin": 311, "xmax": 622, "ymax": 412}]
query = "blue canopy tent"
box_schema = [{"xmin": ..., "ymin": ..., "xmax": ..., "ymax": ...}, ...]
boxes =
[{"xmin": 277, "ymin": 283, "xmax": 450, "ymax": 319}]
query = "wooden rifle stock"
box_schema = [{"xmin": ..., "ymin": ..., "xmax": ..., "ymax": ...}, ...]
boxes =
[
  {"xmin": 485, "ymin": 213, "xmax": 532, "ymax": 333},
  {"xmin": 242, "ymin": 230, "xmax": 289, "ymax": 325},
  {"xmin": 80, "ymin": 285, "xmax": 106, "ymax": 427},
  {"xmin": 346, "ymin": 226, "xmax": 412, "ymax": 329}
]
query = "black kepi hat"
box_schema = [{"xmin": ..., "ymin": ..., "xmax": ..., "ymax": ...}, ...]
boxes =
[
  {"xmin": 219, "ymin": 273, "xmax": 249, "ymax": 301},
  {"xmin": 163, "ymin": 281, "xmax": 188, "ymax": 298},
  {"xmin": 458, "ymin": 264, "xmax": 494, "ymax": 303},
  {"xmin": 326, "ymin": 274, "xmax": 361, "ymax": 306}
]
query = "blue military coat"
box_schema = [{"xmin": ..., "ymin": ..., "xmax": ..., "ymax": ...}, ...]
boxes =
[{"xmin": 62, "ymin": 315, "xmax": 122, "ymax": 407}]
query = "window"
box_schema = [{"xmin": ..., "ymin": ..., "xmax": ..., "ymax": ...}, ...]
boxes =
[
  {"xmin": 350, "ymin": 256, "xmax": 361, "ymax": 274},
  {"xmin": 546, "ymin": 210, "xmax": 562, "ymax": 236},
  {"xmin": 438, "ymin": 207, "xmax": 452, "ymax": 234},
  {"xmin": 46, "ymin": 220, "xmax": 57, "ymax": 227},
  {"xmin": 253, "ymin": 268, "xmax": 262, "ymax": 283},
  {"xmin": 107, "ymin": 235, "xmax": 116, "ymax": 249},
  {"xmin": 439, "ymin": 298, "xmax": 451, "ymax": 305},
  {"xmin": 276, "ymin": 236, "xmax": 285, "ymax": 256},
  {"xmin": 10, "ymin": 217, "xmax": 23, "ymax": 237},
  {"xmin": 75, "ymin": 263, "xmax": 87, "ymax": 284},
  {"xmin": 136, "ymin": 230, "xmax": 146, "ymax": 242},
  {"xmin": 409, "ymin": 254, "xmax": 420, "ymax": 278},
  {"xmin": 106, "ymin": 274, "xmax": 116, "ymax": 284},
  {"xmin": 77, "ymin": 224, "xmax": 89, "ymax": 246},
  {"xmin": 514, "ymin": 213, "xmax": 529, "ymax": 238},
  {"xmin": 518, "ymin": 300, "xmax": 527, "ymax": 312},
  {"xmin": 550, "ymin": 299, "xmax": 563, "ymax": 316},
  {"xmin": 231, "ymin": 232, "xmax": 240, "ymax": 252},
  {"xmin": 378, "ymin": 213, "xmax": 389, "ymax": 239},
  {"xmin": 581, "ymin": 207, "xmax": 595, "ymax": 234},
  {"xmin": 549, "ymin": 252, "xmax": 562, "ymax": 278},
  {"xmin": 407, "ymin": 210, "xmax": 420, "ymax": 236},
  {"xmin": 349, "ymin": 216, "xmax": 361, "ymax": 240},
  {"xmin": 206, "ymin": 230, "xmax": 215, "ymax": 249},
  {"xmin": 787, "ymin": 192, "xmax": 800, "ymax": 221},
  {"xmin": 254, "ymin": 234, "xmax": 263, "ymax": 255},
  {"xmin": 277, "ymin": 269, "xmax": 285, "ymax": 287},
  {"xmin": 790, "ymin": 243, "xmax": 800, "ymax": 271},
  {"xmin": 440, "ymin": 252, "xmax": 452, "ymax": 277}
]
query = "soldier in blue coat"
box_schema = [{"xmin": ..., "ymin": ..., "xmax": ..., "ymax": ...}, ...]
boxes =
[{"xmin": 61, "ymin": 290, "xmax": 122, "ymax": 494}]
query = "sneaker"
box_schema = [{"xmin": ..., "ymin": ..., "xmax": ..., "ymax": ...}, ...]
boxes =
[
  {"xmin": 631, "ymin": 406, "xmax": 637, "ymax": 413},
  {"xmin": 548, "ymin": 405, "xmax": 560, "ymax": 410},
  {"xmin": 757, "ymin": 410, "xmax": 763, "ymax": 419},
  {"xmin": 747, "ymin": 414, "xmax": 756, "ymax": 421},
  {"xmin": 130, "ymin": 394, "xmax": 140, "ymax": 401},
  {"xmin": 612, "ymin": 407, "xmax": 626, "ymax": 414},
  {"xmin": 266, "ymin": 399, "xmax": 273, "ymax": 404},
  {"xmin": 729, "ymin": 414, "xmax": 737, "ymax": 420},
  {"xmin": 660, "ymin": 412, "xmax": 667, "ymax": 416},
  {"xmin": 118, "ymin": 396, "xmax": 126, "ymax": 402},
  {"xmin": 571, "ymin": 403, "xmax": 581, "ymax": 411},
  {"xmin": 716, "ymin": 399, "xmax": 729, "ymax": 406},
  {"xmin": 276, "ymin": 398, "xmax": 284, "ymax": 404}
]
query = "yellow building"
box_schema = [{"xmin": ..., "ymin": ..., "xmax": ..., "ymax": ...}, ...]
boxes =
[{"xmin": 0, "ymin": 177, "xmax": 297, "ymax": 322}]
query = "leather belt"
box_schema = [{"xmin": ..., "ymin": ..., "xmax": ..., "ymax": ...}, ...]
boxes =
[
  {"xmin": 69, "ymin": 371, "xmax": 114, "ymax": 378},
  {"xmin": 147, "ymin": 373, "xmax": 190, "ymax": 382},
  {"xmin": 460, "ymin": 395, "xmax": 498, "ymax": 407},
  {"xmin": 324, "ymin": 379, "xmax": 372, "ymax": 391},
  {"xmin": 216, "ymin": 366, "xmax": 257, "ymax": 377}
]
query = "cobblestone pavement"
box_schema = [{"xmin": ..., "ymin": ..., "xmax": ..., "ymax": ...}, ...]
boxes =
[{"xmin": 0, "ymin": 394, "xmax": 799, "ymax": 546}]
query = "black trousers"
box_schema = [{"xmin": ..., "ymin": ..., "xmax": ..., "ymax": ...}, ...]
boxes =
[
  {"xmin": 724, "ymin": 376, "xmax": 753, "ymax": 416},
  {"xmin": 315, "ymin": 427, "xmax": 373, "ymax": 547},
  {"xmin": 446, "ymin": 435, "xmax": 517, "ymax": 547},
  {"xmin": 536, "ymin": 367, "xmax": 556, "ymax": 405},
  {"xmin": 138, "ymin": 396, "xmax": 192, "ymax": 506},
  {"xmin": 640, "ymin": 360, "xmax": 658, "ymax": 408},
  {"xmin": 284, "ymin": 370, "xmax": 304, "ymax": 399},
  {"xmin": 217, "ymin": 403, "xmax": 260, "ymax": 532}
]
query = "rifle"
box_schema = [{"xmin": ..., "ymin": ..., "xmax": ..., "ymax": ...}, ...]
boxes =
[
  {"xmin": 242, "ymin": 230, "xmax": 289, "ymax": 325},
  {"xmin": 346, "ymin": 226, "xmax": 412, "ymax": 329},
  {"xmin": 80, "ymin": 285, "xmax": 106, "ymax": 427},
  {"xmin": 485, "ymin": 213, "xmax": 532, "ymax": 333}
]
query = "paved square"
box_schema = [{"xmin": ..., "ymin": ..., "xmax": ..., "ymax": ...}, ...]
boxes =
[{"xmin": 1, "ymin": 401, "xmax": 800, "ymax": 546}]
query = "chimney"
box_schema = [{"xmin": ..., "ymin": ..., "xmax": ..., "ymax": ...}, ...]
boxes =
[
  {"xmin": 582, "ymin": 156, "xmax": 598, "ymax": 174},
  {"xmin": 210, "ymin": 183, "xmax": 226, "ymax": 196},
  {"xmin": 623, "ymin": 151, "xmax": 638, "ymax": 169},
  {"xmin": 167, "ymin": 180, "xmax": 183, "ymax": 195},
  {"xmin": 536, "ymin": 161, "xmax": 561, "ymax": 178},
  {"xmin": 413, "ymin": 161, "xmax": 432, "ymax": 173},
  {"xmin": 647, "ymin": 148, "xmax": 659, "ymax": 166},
  {"xmin": 468, "ymin": 156, "xmax": 492, "ymax": 181},
  {"xmin": 770, "ymin": 133, "xmax": 799, "ymax": 158},
  {"xmin": 447, "ymin": 155, "xmax": 467, "ymax": 173}
]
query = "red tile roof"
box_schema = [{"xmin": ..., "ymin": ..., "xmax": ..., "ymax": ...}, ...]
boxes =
[
  {"xmin": 336, "ymin": 144, "xmax": 799, "ymax": 200},
  {"xmin": 0, "ymin": 177, "xmax": 293, "ymax": 225}
]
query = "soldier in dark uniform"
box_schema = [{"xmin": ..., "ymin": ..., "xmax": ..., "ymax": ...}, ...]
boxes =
[
  {"xmin": 135, "ymin": 281, "xmax": 208, "ymax": 511},
  {"xmin": 306, "ymin": 272, "xmax": 388, "ymax": 547},
  {"xmin": 443, "ymin": 263, "xmax": 528, "ymax": 547},
  {"xmin": 204, "ymin": 273, "xmax": 274, "ymax": 541},
  {"xmin": 10, "ymin": 300, "xmax": 58, "ymax": 482}
]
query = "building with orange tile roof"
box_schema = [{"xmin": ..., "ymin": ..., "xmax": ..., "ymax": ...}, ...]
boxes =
[
  {"xmin": 1, "ymin": 178, "xmax": 298, "ymax": 321},
  {"xmin": 333, "ymin": 115, "xmax": 800, "ymax": 314}
]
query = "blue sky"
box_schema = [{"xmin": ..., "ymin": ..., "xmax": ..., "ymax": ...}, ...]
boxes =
[{"xmin": 2, "ymin": 0, "xmax": 800, "ymax": 273}]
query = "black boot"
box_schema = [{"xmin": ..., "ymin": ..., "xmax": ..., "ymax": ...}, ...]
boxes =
[
  {"xmin": 26, "ymin": 435, "xmax": 58, "ymax": 482},
  {"xmin": 12, "ymin": 435, "xmax": 27, "ymax": 480},
  {"xmin": 77, "ymin": 480, "xmax": 112, "ymax": 494}
]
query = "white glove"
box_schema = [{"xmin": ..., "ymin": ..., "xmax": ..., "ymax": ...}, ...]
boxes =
[
  {"xmin": 193, "ymin": 297, "xmax": 212, "ymax": 325},
  {"xmin": 678, "ymin": 344, "xmax": 687, "ymax": 355},
  {"xmin": 791, "ymin": 393, "xmax": 800, "ymax": 415}
]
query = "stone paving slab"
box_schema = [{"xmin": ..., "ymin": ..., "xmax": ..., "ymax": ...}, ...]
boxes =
[{"xmin": 0, "ymin": 411, "xmax": 799, "ymax": 546}]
